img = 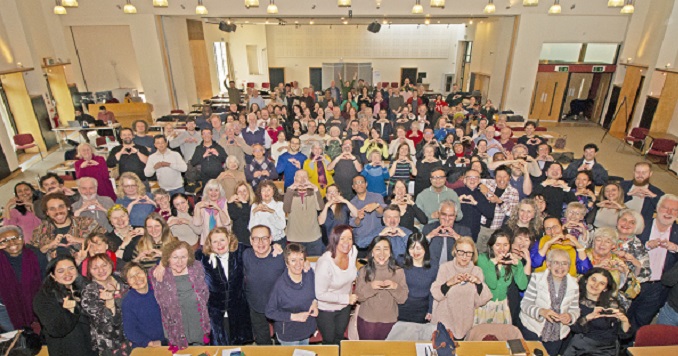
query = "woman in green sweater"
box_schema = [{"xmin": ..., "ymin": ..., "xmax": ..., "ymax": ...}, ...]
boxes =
[{"xmin": 475, "ymin": 229, "xmax": 529, "ymax": 325}]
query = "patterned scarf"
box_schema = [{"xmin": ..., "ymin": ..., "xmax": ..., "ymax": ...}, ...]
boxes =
[{"xmin": 542, "ymin": 271, "xmax": 568, "ymax": 342}]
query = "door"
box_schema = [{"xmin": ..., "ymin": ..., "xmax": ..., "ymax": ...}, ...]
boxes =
[
  {"xmin": 603, "ymin": 86, "xmax": 621, "ymax": 129},
  {"xmin": 529, "ymin": 72, "xmax": 568, "ymax": 122},
  {"xmin": 45, "ymin": 65, "xmax": 75, "ymax": 127},
  {"xmin": 400, "ymin": 68, "xmax": 418, "ymax": 86},
  {"xmin": 268, "ymin": 67, "xmax": 285, "ymax": 88},
  {"xmin": 309, "ymin": 67, "xmax": 322, "ymax": 92},
  {"xmin": 639, "ymin": 96, "xmax": 659, "ymax": 130},
  {"xmin": 591, "ymin": 73, "xmax": 612, "ymax": 123},
  {"xmin": 651, "ymin": 72, "xmax": 678, "ymax": 134},
  {"xmin": 529, "ymin": 72, "xmax": 549, "ymax": 121},
  {"xmin": 0, "ymin": 72, "xmax": 47, "ymax": 153},
  {"xmin": 471, "ymin": 73, "xmax": 491, "ymax": 102},
  {"xmin": 563, "ymin": 73, "xmax": 593, "ymax": 118},
  {"xmin": 610, "ymin": 65, "xmax": 645, "ymax": 138},
  {"xmin": 31, "ymin": 95, "xmax": 58, "ymax": 149}
]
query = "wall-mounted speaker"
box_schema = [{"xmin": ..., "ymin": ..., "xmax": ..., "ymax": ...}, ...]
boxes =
[
  {"xmin": 367, "ymin": 22, "xmax": 381, "ymax": 33},
  {"xmin": 219, "ymin": 21, "xmax": 237, "ymax": 33}
]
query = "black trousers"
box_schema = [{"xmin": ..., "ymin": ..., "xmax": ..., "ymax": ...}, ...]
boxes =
[
  {"xmin": 316, "ymin": 306, "xmax": 352, "ymax": 345},
  {"xmin": 520, "ymin": 325, "xmax": 570, "ymax": 356},
  {"xmin": 627, "ymin": 281, "xmax": 669, "ymax": 330},
  {"xmin": 249, "ymin": 309, "xmax": 272, "ymax": 345},
  {"xmin": 562, "ymin": 334, "xmax": 618, "ymax": 356}
]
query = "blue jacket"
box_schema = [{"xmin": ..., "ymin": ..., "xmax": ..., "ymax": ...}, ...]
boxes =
[
  {"xmin": 276, "ymin": 151, "xmax": 308, "ymax": 188},
  {"xmin": 121, "ymin": 287, "xmax": 166, "ymax": 348}
]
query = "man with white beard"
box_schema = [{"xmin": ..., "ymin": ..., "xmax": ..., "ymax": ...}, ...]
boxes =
[{"xmin": 72, "ymin": 177, "xmax": 115, "ymax": 233}]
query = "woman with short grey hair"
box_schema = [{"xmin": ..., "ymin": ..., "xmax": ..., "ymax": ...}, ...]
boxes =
[{"xmin": 614, "ymin": 209, "xmax": 650, "ymax": 283}]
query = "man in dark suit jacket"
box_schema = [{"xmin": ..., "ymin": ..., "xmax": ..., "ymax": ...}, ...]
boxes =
[
  {"xmin": 621, "ymin": 161, "xmax": 664, "ymax": 226},
  {"xmin": 422, "ymin": 200, "xmax": 471, "ymax": 267},
  {"xmin": 454, "ymin": 169, "xmax": 495, "ymax": 241},
  {"xmin": 627, "ymin": 194, "xmax": 678, "ymax": 330},
  {"xmin": 562, "ymin": 143, "xmax": 608, "ymax": 186}
]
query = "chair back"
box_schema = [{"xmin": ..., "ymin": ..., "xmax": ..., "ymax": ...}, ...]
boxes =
[
  {"xmin": 171, "ymin": 109, "xmax": 185, "ymax": 114},
  {"xmin": 465, "ymin": 323, "xmax": 523, "ymax": 341},
  {"xmin": 630, "ymin": 127, "xmax": 649, "ymax": 139},
  {"xmin": 13, "ymin": 133, "xmax": 35, "ymax": 146},
  {"xmin": 391, "ymin": 82, "xmax": 399, "ymax": 88},
  {"xmin": 651, "ymin": 138, "xmax": 677, "ymax": 153},
  {"xmin": 246, "ymin": 82, "xmax": 256, "ymax": 89},
  {"xmin": 261, "ymin": 82, "xmax": 271, "ymax": 90},
  {"xmin": 635, "ymin": 324, "xmax": 678, "ymax": 347}
]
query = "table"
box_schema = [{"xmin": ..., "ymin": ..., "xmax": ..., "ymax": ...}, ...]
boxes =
[
  {"xmin": 627, "ymin": 345, "xmax": 678, "ymax": 356},
  {"xmin": 88, "ymin": 102, "xmax": 154, "ymax": 127},
  {"xmin": 128, "ymin": 345, "xmax": 338, "ymax": 356},
  {"xmin": 52, "ymin": 124, "xmax": 121, "ymax": 150},
  {"xmin": 340, "ymin": 340, "xmax": 546, "ymax": 356}
]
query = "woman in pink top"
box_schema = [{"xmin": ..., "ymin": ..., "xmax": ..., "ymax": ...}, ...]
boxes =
[
  {"xmin": 3, "ymin": 182, "xmax": 41, "ymax": 243},
  {"xmin": 75, "ymin": 143, "xmax": 116, "ymax": 201}
]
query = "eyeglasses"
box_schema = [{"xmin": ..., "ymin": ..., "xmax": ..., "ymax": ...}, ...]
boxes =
[
  {"xmin": 430, "ymin": 176, "xmax": 446, "ymax": 180},
  {"xmin": 0, "ymin": 236, "xmax": 21, "ymax": 244},
  {"xmin": 455, "ymin": 250, "xmax": 474, "ymax": 257},
  {"xmin": 549, "ymin": 261, "xmax": 570, "ymax": 267},
  {"xmin": 353, "ymin": 181, "xmax": 366, "ymax": 186},
  {"xmin": 251, "ymin": 236, "xmax": 271, "ymax": 243},
  {"xmin": 465, "ymin": 176, "xmax": 480, "ymax": 181}
]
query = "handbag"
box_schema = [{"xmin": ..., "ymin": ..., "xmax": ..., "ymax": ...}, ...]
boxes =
[
  {"xmin": 623, "ymin": 272, "xmax": 641, "ymax": 299},
  {"xmin": 554, "ymin": 135, "xmax": 567, "ymax": 150},
  {"xmin": 432, "ymin": 322, "xmax": 459, "ymax": 356}
]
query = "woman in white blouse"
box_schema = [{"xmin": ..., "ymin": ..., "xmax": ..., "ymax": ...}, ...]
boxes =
[
  {"xmin": 314, "ymin": 225, "xmax": 358, "ymax": 345},
  {"xmin": 248, "ymin": 180, "xmax": 287, "ymax": 244}
]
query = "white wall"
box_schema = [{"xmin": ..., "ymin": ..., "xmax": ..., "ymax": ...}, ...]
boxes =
[
  {"xmin": 468, "ymin": 17, "xmax": 514, "ymax": 105},
  {"xmin": 161, "ymin": 17, "xmax": 198, "ymax": 112},
  {"xmin": 265, "ymin": 24, "xmax": 466, "ymax": 92},
  {"xmin": 69, "ymin": 25, "xmax": 143, "ymax": 93},
  {"xmin": 504, "ymin": 14, "xmax": 629, "ymax": 116}
]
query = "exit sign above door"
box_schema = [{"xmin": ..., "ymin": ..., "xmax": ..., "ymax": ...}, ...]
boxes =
[
  {"xmin": 555, "ymin": 66, "xmax": 569, "ymax": 72},
  {"xmin": 592, "ymin": 66, "xmax": 606, "ymax": 73}
]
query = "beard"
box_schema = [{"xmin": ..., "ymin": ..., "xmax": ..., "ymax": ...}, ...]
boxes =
[
  {"xmin": 123, "ymin": 138, "xmax": 133, "ymax": 145},
  {"xmin": 633, "ymin": 177, "xmax": 650, "ymax": 186}
]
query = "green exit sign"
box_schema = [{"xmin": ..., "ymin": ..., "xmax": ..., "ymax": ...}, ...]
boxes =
[
  {"xmin": 593, "ymin": 66, "xmax": 606, "ymax": 73},
  {"xmin": 555, "ymin": 66, "xmax": 569, "ymax": 72}
]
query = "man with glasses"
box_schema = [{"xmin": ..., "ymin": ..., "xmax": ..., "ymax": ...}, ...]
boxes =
[
  {"xmin": 416, "ymin": 168, "xmax": 463, "ymax": 222},
  {"xmin": 454, "ymin": 169, "xmax": 495, "ymax": 242},
  {"xmin": 530, "ymin": 217, "xmax": 591, "ymax": 277},
  {"xmin": 421, "ymin": 200, "xmax": 471, "ymax": 267},
  {"xmin": 349, "ymin": 175, "xmax": 386, "ymax": 254},
  {"xmin": 242, "ymin": 225, "xmax": 286, "ymax": 345},
  {"xmin": 0, "ymin": 225, "xmax": 46, "ymax": 332},
  {"xmin": 628, "ymin": 194, "xmax": 678, "ymax": 329}
]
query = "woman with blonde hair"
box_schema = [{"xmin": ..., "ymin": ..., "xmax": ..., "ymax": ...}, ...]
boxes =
[
  {"xmin": 585, "ymin": 227, "xmax": 635, "ymax": 307},
  {"xmin": 196, "ymin": 227, "xmax": 253, "ymax": 345},
  {"xmin": 132, "ymin": 212, "xmax": 177, "ymax": 270},
  {"xmin": 303, "ymin": 142, "xmax": 334, "ymax": 198},
  {"xmin": 503, "ymin": 199, "xmax": 543, "ymax": 242},
  {"xmin": 430, "ymin": 237, "xmax": 492, "ymax": 339},
  {"xmin": 227, "ymin": 181, "xmax": 255, "ymax": 245},
  {"xmin": 193, "ymin": 179, "xmax": 231, "ymax": 245},
  {"xmin": 116, "ymin": 172, "xmax": 156, "ymax": 227},
  {"xmin": 75, "ymin": 142, "xmax": 116, "ymax": 201},
  {"xmin": 592, "ymin": 182, "xmax": 626, "ymax": 229}
]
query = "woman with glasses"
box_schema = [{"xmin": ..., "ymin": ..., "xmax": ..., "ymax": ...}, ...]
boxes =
[
  {"xmin": 398, "ymin": 233, "xmax": 438, "ymax": 324},
  {"xmin": 562, "ymin": 202, "xmax": 590, "ymax": 247},
  {"xmin": 33, "ymin": 255, "xmax": 97, "ymax": 356},
  {"xmin": 121, "ymin": 262, "xmax": 165, "ymax": 349},
  {"xmin": 150, "ymin": 240, "xmax": 210, "ymax": 351},
  {"xmin": 531, "ymin": 217, "xmax": 591, "ymax": 277},
  {"xmin": 249, "ymin": 180, "xmax": 286, "ymax": 245},
  {"xmin": 355, "ymin": 236, "xmax": 408, "ymax": 340},
  {"xmin": 81, "ymin": 253, "xmax": 132, "ymax": 356},
  {"xmin": 107, "ymin": 205, "xmax": 145, "ymax": 262},
  {"xmin": 431, "ymin": 237, "xmax": 492, "ymax": 339},
  {"xmin": 116, "ymin": 172, "xmax": 156, "ymax": 228},
  {"xmin": 520, "ymin": 249, "xmax": 580, "ymax": 356},
  {"xmin": 614, "ymin": 209, "xmax": 650, "ymax": 284}
]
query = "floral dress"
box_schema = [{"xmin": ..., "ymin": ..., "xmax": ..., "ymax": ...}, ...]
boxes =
[{"xmin": 81, "ymin": 274, "xmax": 132, "ymax": 356}]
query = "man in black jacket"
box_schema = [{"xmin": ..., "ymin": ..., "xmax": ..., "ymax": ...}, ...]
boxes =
[
  {"xmin": 627, "ymin": 194, "xmax": 678, "ymax": 330},
  {"xmin": 190, "ymin": 128, "xmax": 227, "ymax": 187},
  {"xmin": 454, "ymin": 169, "xmax": 495, "ymax": 241},
  {"xmin": 621, "ymin": 161, "xmax": 664, "ymax": 226},
  {"xmin": 107, "ymin": 128, "xmax": 149, "ymax": 185},
  {"xmin": 562, "ymin": 143, "xmax": 608, "ymax": 186}
]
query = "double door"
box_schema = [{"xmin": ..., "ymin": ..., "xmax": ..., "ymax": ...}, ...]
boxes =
[{"xmin": 529, "ymin": 72, "xmax": 568, "ymax": 122}]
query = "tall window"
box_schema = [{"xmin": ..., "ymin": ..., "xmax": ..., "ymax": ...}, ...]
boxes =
[{"xmin": 213, "ymin": 41, "xmax": 230, "ymax": 93}]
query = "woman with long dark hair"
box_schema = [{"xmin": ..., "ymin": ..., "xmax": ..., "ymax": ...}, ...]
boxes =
[
  {"xmin": 563, "ymin": 268, "xmax": 633, "ymax": 356},
  {"xmin": 169, "ymin": 193, "xmax": 201, "ymax": 248},
  {"xmin": 33, "ymin": 255, "xmax": 97, "ymax": 356},
  {"xmin": 398, "ymin": 233, "xmax": 438, "ymax": 324},
  {"xmin": 355, "ymin": 236, "xmax": 408, "ymax": 340},
  {"xmin": 318, "ymin": 185, "xmax": 358, "ymax": 244},
  {"xmin": 475, "ymin": 229, "xmax": 529, "ymax": 325},
  {"xmin": 314, "ymin": 225, "xmax": 358, "ymax": 345},
  {"xmin": 3, "ymin": 182, "xmax": 41, "ymax": 243}
]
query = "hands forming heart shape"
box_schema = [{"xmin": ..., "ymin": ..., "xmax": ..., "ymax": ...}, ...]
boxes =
[{"xmin": 458, "ymin": 194, "xmax": 477, "ymax": 205}]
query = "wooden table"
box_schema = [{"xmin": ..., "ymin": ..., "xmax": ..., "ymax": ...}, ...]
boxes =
[
  {"xmin": 627, "ymin": 345, "xmax": 678, "ymax": 356},
  {"xmin": 340, "ymin": 340, "xmax": 546, "ymax": 356},
  {"xmin": 52, "ymin": 124, "xmax": 121, "ymax": 150},
  {"xmin": 88, "ymin": 102, "xmax": 154, "ymax": 127},
  {"xmin": 128, "ymin": 345, "xmax": 338, "ymax": 356}
]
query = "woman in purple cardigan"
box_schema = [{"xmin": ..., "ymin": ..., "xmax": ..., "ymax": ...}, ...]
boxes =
[
  {"xmin": 150, "ymin": 240, "xmax": 210, "ymax": 352},
  {"xmin": 75, "ymin": 143, "xmax": 117, "ymax": 201}
]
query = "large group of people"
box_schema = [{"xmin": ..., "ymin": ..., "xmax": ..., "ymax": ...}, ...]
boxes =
[{"xmin": 1, "ymin": 79, "xmax": 677, "ymax": 356}]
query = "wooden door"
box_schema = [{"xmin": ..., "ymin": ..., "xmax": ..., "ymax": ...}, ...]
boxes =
[
  {"xmin": 472, "ymin": 73, "xmax": 491, "ymax": 102},
  {"xmin": 187, "ymin": 19, "xmax": 213, "ymax": 101},
  {"xmin": 610, "ymin": 65, "xmax": 644, "ymax": 138},
  {"xmin": 592, "ymin": 73, "xmax": 612, "ymax": 123},
  {"xmin": 45, "ymin": 65, "xmax": 75, "ymax": 127},
  {"xmin": 651, "ymin": 72, "xmax": 678, "ymax": 134},
  {"xmin": 0, "ymin": 72, "xmax": 47, "ymax": 152},
  {"xmin": 529, "ymin": 72, "xmax": 549, "ymax": 121},
  {"xmin": 563, "ymin": 73, "xmax": 593, "ymax": 117}
]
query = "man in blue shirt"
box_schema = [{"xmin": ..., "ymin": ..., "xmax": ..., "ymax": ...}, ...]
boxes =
[
  {"xmin": 349, "ymin": 175, "xmax": 386, "ymax": 255},
  {"xmin": 276, "ymin": 137, "xmax": 307, "ymax": 188}
]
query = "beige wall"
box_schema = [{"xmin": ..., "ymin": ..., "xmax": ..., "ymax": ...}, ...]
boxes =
[{"xmin": 468, "ymin": 17, "xmax": 514, "ymax": 105}]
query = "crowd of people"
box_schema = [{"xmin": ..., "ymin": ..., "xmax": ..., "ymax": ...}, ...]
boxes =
[{"xmin": 1, "ymin": 78, "xmax": 677, "ymax": 356}]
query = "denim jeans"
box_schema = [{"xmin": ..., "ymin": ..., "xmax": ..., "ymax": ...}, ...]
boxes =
[
  {"xmin": 657, "ymin": 303, "xmax": 678, "ymax": 327},
  {"xmin": 298, "ymin": 238, "xmax": 326, "ymax": 257},
  {"xmin": 0, "ymin": 303, "xmax": 14, "ymax": 332},
  {"xmin": 277, "ymin": 338, "xmax": 309, "ymax": 346},
  {"xmin": 167, "ymin": 187, "xmax": 186, "ymax": 197}
]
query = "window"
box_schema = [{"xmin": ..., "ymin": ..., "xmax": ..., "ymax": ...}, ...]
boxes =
[
  {"xmin": 246, "ymin": 45, "xmax": 260, "ymax": 75},
  {"xmin": 213, "ymin": 41, "xmax": 230, "ymax": 93}
]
